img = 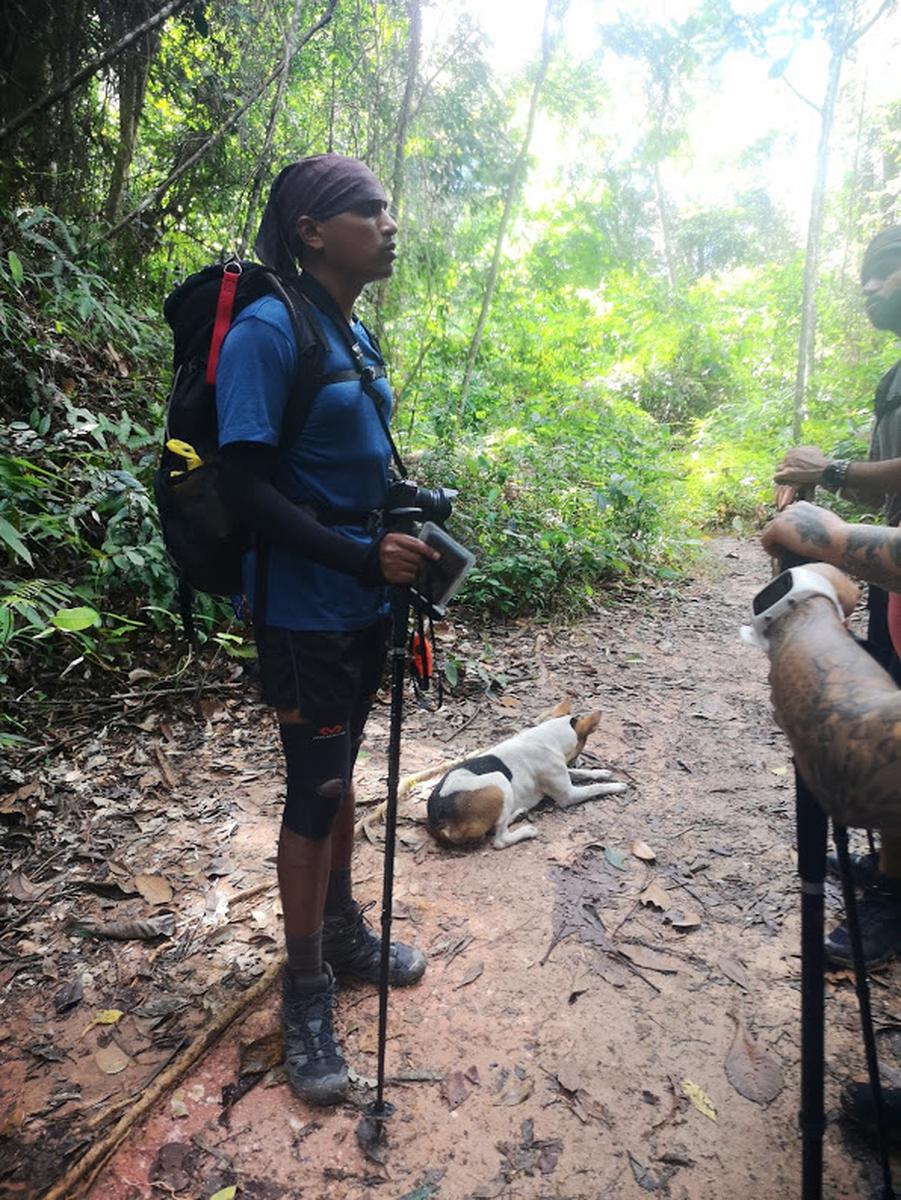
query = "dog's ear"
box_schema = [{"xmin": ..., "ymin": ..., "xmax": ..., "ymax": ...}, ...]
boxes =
[
  {"xmin": 571, "ymin": 711, "xmax": 601, "ymax": 737},
  {"xmin": 549, "ymin": 698, "xmax": 572, "ymax": 717}
]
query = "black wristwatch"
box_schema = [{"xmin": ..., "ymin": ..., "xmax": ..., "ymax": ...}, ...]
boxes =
[{"xmin": 820, "ymin": 459, "xmax": 850, "ymax": 492}]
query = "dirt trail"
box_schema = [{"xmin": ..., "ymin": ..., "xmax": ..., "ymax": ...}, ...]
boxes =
[{"xmin": 1, "ymin": 537, "xmax": 896, "ymax": 1199}]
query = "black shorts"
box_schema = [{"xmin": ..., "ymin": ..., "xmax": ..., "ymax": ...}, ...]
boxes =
[{"xmin": 255, "ymin": 622, "xmax": 388, "ymax": 731}]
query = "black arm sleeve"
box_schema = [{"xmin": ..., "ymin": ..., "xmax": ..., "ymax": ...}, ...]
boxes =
[{"xmin": 219, "ymin": 441, "xmax": 384, "ymax": 586}]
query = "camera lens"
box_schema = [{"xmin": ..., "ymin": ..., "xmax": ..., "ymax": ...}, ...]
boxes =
[{"xmin": 418, "ymin": 487, "xmax": 454, "ymax": 523}]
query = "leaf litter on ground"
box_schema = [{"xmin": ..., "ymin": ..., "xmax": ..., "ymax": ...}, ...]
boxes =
[{"xmin": 724, "ymin": 1014, "xmax": 783, "ymax": 1104}]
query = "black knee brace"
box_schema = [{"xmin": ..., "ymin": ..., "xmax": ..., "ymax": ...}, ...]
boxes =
[{"xmin": 279, "ymin": 721, "xmax": 351, "ymax": 840}]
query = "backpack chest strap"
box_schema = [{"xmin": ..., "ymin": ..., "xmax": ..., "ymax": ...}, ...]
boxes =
[{"xmin": 320, "ymin": 366, "xmax": 387, "ymax": 387}]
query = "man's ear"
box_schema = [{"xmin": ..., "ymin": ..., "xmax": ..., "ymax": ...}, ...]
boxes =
[
  {"xmin": 296, "ymin": 214, "xmax": 324, "ymax": 255},
  {"xmin": 571, "ymin": 712, "xmax": 601, "ymax": 737}
]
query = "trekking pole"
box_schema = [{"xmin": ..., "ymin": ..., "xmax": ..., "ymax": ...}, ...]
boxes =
[
  {"xmin": 795, "ymin": 768, "xmax": 828, "ymax": 1200},
  {"xmin": 357, "ymin": 509, "xmax": 420, "ymax": 1157},
  {"xmin": 776, "ymin": 542, "xmax": 827, "ymax": 1200},
  {"xmin": 833, "ymin": 824, "xmax": 896, "ymax": 1199}
]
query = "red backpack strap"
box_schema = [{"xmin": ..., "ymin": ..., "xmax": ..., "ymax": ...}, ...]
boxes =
[{"xmin": 205, "ymin": 261, "xmax": 242, "ymax": 385}]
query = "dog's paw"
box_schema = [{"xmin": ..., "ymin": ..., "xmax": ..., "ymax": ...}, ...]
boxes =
[{"xmin": 493, "ymin": 823, "xmax": 538, "ymax": 849}]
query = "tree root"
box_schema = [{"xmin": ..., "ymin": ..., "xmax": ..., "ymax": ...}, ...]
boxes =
[{"xmin": 43, "ymin": 959, "xmax": 281, "ymax": 1200}]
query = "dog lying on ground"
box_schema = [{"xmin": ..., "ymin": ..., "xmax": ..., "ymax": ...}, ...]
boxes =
[{"xmin": 427, "ymin": 700, "xmax": 627, "ymax": 850}]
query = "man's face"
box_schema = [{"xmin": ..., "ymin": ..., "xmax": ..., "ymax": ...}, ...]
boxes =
[
  {"xmin": 301, "ymin": 200, "xmax": 398, "ymax": 284},
  {"xmin": 862, "ymin": 249, "xmax": 901, "ymax": 334}
]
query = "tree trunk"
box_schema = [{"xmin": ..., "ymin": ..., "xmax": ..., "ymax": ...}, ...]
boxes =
[
  {"xmin": 653, "ymin": 158, "xmax": 676, "ymax": 290},
  {"xmin": 237, "ymin": 0, "xmax": 306, "ymax": 258},
  {"xmin": 103, "ymin": 5, "xmax": 159, "ymax": 224},
  {"xmin": 96, "ymin": 0, "xmax": 339, "ymax": 250},
  {"xmin": 792, "ymin": 0, "xmax": 892, "ymax": 440},
  {"xmin": 793, "ymin": 36, "xmax": 843, "ymax": 442},
  {"xmin": 0, "ymin": 0, "xmax": 192, "ymax": 144},
  {"xmin": 460, "ymin": 0, "xmax": 562, "ymax": 409},
  {"xmin": 389, "ymin": 0, "xmax": 421, "ymax": 224},
  {"xmin": 374, "ymin": 0, "xmax": 422, "ymax": 343}
]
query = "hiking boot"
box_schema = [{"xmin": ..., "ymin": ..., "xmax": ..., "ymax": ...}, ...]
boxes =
[
  {"xmin": 841, "ymin": 1081, "xmax": 901, "ymax": 1144},
  {"xmin": 826, "ymin": 849, "xmax": 880, "ymax": 889},
  {"xmin": 322, "ymin": 901, "xmax": 427, "ymax": 987},
  {"xmin": 825, "ymin": 886, "xmax": 901, "ymax": 968},
  {"xmin": 282, "ymin": 965, "xmax": 348, "ymax": 1106}
]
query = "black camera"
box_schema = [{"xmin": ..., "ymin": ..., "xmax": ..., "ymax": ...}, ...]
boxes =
[{"xmin": 386, "ymin": 477, "xmax": 456, "ymax": 525}]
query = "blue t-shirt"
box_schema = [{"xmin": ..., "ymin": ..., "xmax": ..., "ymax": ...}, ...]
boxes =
[{"xmin": 216, "ymin": 292, "xmax": 392, "ymax": 631}]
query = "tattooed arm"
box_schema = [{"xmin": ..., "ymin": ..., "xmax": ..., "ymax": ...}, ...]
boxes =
[
  {"xmin": 773, "ymin": 447, "xmax": 899, "ymax": 509},
  {"xmin": 766, "ymin": 577, "xmax": 901, "ymax": 834},
  {"xmin": 761, "ymin": 500, "xmax": 901, "ymax": 591}
]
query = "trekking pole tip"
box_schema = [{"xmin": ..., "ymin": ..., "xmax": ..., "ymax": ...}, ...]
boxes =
[{"xmin": 356, "ymin": 1099, "xmax": 396, "ymax": 1162}]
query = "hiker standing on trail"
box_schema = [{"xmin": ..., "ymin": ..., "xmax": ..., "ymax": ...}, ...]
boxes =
[
  {"xmin": 770, "ymin": 225, "xmax": 901, "ymax": 971},
  {"xmin": 215, "ymin": 155, "xmax": 435, "ymax": 1106},
  {"xmin": 748, "ymin": 556, "xmax": 901, "ymax": 1137}
]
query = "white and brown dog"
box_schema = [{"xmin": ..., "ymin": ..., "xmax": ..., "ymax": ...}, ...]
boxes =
[{"xmin": 427, "ymin": 701, "xmax": 627, "ymax": 850}]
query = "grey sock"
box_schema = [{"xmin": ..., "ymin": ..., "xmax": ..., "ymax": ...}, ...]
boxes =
[
  {"xmin": 324, "ymin": 868, "xmax": 353, "ymax": 917},
  {"xmin": 286, "ymin": 926, "xmax": 323, "ymax": 985}
]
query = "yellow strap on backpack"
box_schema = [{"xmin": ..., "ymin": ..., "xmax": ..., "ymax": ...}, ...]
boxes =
[{"xmin": 166, "ymin": 439, "xmax": 203, "ymax": 475}]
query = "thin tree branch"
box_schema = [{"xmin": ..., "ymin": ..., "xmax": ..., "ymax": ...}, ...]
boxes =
[
  {"xmin": 0, "ymin": 0, "xmax": 193, "ymax": 144},
  {"xmin": 93, "ymin": 0, "xmax": 339, "ymax": 249},
  {"xmin": 460, "ymin": 0, "xmax": 564, "ymax": 406},
  {"xmin": 237, "ymin": 0, "xmax": 307, "ymax": 257},
  {"xmin": 845, "ymin": 0, "xmax": 894, "ymax": 49},
  {"xmin": 778, "ymin": 73, "xmax": 821, "ymax": 115}
]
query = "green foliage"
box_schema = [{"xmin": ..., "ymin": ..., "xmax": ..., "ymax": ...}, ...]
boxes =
[
  {"xmin": 2, "ymin": 0, "xmax": 900, "ymax": 741},
  {"xmin": 420, "ymin": 386, "xmax": 683, "ymax": 615}
]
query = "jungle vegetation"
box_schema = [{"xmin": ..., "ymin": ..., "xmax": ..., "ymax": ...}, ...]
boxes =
[{"xmin": 1, "ymin": 0, "xmax": 899, "ymax": 746}]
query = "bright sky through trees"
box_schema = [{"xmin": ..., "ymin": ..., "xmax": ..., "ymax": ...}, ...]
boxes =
[{"xmin": 437, "ymin": 0, "xmax": 901, "ymax": 233}]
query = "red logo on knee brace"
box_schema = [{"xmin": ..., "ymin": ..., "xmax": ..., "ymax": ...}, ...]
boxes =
[{"xmin": 316, "ymin": 724, "xmax": 345, "ymax": 737}]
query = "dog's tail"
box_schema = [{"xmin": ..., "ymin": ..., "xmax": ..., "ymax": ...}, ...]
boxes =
[{"xmin": 354, "ymin": 756, "xmax": 463, "ymax": 838}]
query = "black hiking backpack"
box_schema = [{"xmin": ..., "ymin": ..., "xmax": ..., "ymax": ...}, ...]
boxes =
[{"xmin": 153, "ymin": 261, "xmax": 326, "ymax": 620}]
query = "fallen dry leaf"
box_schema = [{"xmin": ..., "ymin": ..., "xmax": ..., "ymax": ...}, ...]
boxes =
[
  {"xmin": 495, "ymin": 1075, "xmax": 534, "ymax": 1106},
  {"xmin": 629, "ymin": 838, "xmax": 656, "ymax": 862},
  {"xmin": 555, "ymin": 1058, "xmax": 584, "ymax": 1093},
  {"xmin": 571, "ymin": 1088, "xmax": 610, "ymax": 1125},
  {"xmin": 681, "ymin": 1078, "xmax": 716, "ymax": 1121},
  {"xmin": 619, "ymin": 944, "xmax": 679, "ymax": 974},
  {"xmin": 568, "ymin": 968, "xmax": 592, "ymax": 1004},
  {"xmin": 671, "ymin": 911, "xmax": 701, "ymax": 931},
  {"xmin": 639, "ymin": 882, "xmax": 671, "ymax": 910},
  {"xmin": 604, "ymin": 845, "xmax": 627, "ymax": 871},
  {"xmin": 719, "ymin": 955, "xmax": 750, "ymax": 990},
  {"xmin": 0, "ymin": 1096, "xmax": 24, "ymax": 1136},
  {"xmin": 239, "ymin": 1030, "xmax": 284, "ymax": 1076},
  {"xmin": 95, "ymin": 1044, "xmax": 130, "ymax": 1075},
  {"xmin": 453, "ymin": 962, "xmax": 484, "ymax": 990},
  {"xmin": 70, "ymin": 915, "xmax": 175, "ymax": 941},
  {"xmin": 724, "ymin": 1015, "xmax": 783, "ymax": 1104},
  {"xmin": 82, "ymin": 1008, "xmax": 123, "ymax": 1036},
  {"xmin": 440, "ymin": 1070, "xmax": 471, "ymax": 1110},
  {"xmin": 134, "ymin": 873, "xmax": 173, "ymax": 905},
  {"xmin": 5, "ymin": 870, "xmax": 44, "ymax": 902},
  {"xmin": 153, "ymin": 744, "xmax": 178, "ymax": 789}
]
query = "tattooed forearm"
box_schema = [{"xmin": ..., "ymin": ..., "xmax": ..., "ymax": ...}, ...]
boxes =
[
  {"xmin": 785, "ymin": 509, "xmax": 833, "ymax": 549},
  {"xmin": 842, "ymin": 526, "xmax": 901, "ymax": 590},
  {"xmin": 768, "ymin": 602, "xmax": 901, "ymax": 833}
]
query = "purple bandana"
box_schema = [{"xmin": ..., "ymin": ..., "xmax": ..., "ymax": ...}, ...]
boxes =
[{"xmin": 254, "ymin": 154, "xmax": 387, "ymax": 276}]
